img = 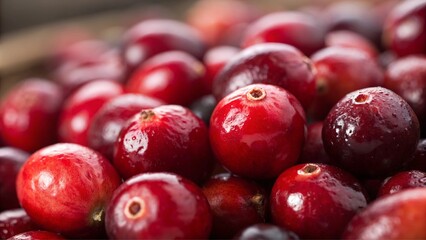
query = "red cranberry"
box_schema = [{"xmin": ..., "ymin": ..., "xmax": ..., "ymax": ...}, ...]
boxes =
[
  {"xmin": 271, "ymin": 163, "xmax": 368, "ymax": 239},
  {"xmin": 87, "ymin": 93, "xmax": 164, "ymax": 160},
  {"xmin": 186, "ymin": 0, "xmax": 259, "ymax": 46},
  {"xmin": 16, "ymin": 143, "xmax": 122, "ymax": 238},
  {"xmin": 189, "ymin": 95, "xmax": 217, "ymax": 127},
  {"xmin": 0, "ymin": 79, "xmax": 63, "ymax": 152},
  {"xmin": 308, "ymin": 47, "xmax": 384, "ymax": 120},
  {"xmin": 325, "ymin": 30, "xmax": 378, "ymax": 58},
  {"xmin": 234, "ymin": 223, "xmax": 299, "ymax": 240},
  {"xmin": 298, "ymin": 122, "xmax": 331, "ymax": 164},
  {"xmin": 114, "ymin": 105, "xmax": 214, "ymax": 184},
  {"xmin": 405, "ymin": 139, "xmax": 426, "ymax": 171},
  {"xmin": 0, "ymin": 147, "xmax": 29, "ymax": 211},
  {"xmin": 242, "ymin": 11, "xmax": 325, "ymax": 56},
  {"xmin": 378, "ymin": 170, "xmax": 426, "ymax": 197},
  {"xmin": 105, "ymin": 172, "xmax": 212, "ymax": 239},
  {"xmin": 213, "ymin": 43, "xmax": 316, "ymax": 110},
  {"xmin": 210, "ymin": 84, "xmax": 306, "ymax": 180},
  {"xmin": 203, "ymin": 46, "xmax": 240, "ymax": 94},
  {"xmin": 58, "ymin": 80, "xmax": 124, "ymax": 146},
  {"xmin": 126, "ymin": 51, "xmax": 206, "ymax": 106},
  {"xmin": 384, "ymin": 56, "xmax": 426, "ymax": 133},
  {"xmin": 202, "ymin": 173, "xmax": 268, "ymax": 238},
  {"xmin": 121, "ymin": 19, "xmax": 206, "ymax": 73},
  {"xmin": 343, "ymin": 188, "xmax": 426, "ymax": 239},
  {"xmin": 323, "ymin": 87, "xmax": 420, "ymax": 178},
  {"xmin": 0, "ymin": 209, "xmax": 37, "ymax": 239},
  {"xmin": 383, "ymin": 0, "xmax": 426, "ymax": 57},
  {"xmin": 8, "ymin": 231, "xmax": 64, "ymax": 240}
]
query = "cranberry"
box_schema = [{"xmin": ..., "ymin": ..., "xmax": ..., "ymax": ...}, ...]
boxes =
[
  {"xmin": 384, "ymin": 56, "xmax": 426, "ymax": 133},
  {"xmin": 298, "ymin": 122, "xmax": 331, "ymax": 164},
  {"xmin": 405, "ymin": 139, "xmax": 426, "ymax": 171},
  {"xmin": 360, "ymin": 178, "xmax": 385, "ymax": 201},
  {"xmin": 378, "ymin": 170, "xmax": 426, "ymax": 197},
  {"xmin": 0, "ymin": 147, "xmax": 29, "ymax": 211},
  {"xmin": 324, "ymin": 30, "xmax": 378, "ymax": 58},
  {"xmin": 242, "ymin": 11, "xmax": 325, "ymax": 56},
  {"xmin": 343, "ymin": 188, "xmax": 426, "ymax": 239},
  {"xmin": 202, "ymin": 173, "xmax": 268, "ymax": 238},
  {"xmin": 271, "ymin": 163, "xmax": 368, "ymax": 239},
  {"xmin": 114, "ymin": 105, "xmax": 214, "ymax": 184},
  {"xmin": 121, "ymin": 19, "xmax": 206, "ymax": 73},
  {"xmin": 16, "ymin": 143, "xmax": 121, "ymax": 238},
  {"xmin": 189, "ymin": 95, "xmax": 217, "ymax": 127},
  {"xmin": 8, "ymin": 231, "xmax": 64, "ymax": 240},
  {"xmin": 213, "ymin": 43, "xmax": 316, "ymax": 110},
  {"xmin": 0, "ymin": 209, "xmax": 37, "ymax": 239},
  {"xmin": 87, "ymin": 93, "xmax": 164, "ymax": 160},
  {"xmin": 210, "ymin": 84, "xmax": 306, "ymax": 180},
  {"xmin": 234, "ymin": 223, "xmax": 299, "ymax": 240},
  {"xmin": 383, "ymin": 0, "xmax": 426, "ymax": 57},
  {"xmin": 308, "ymin": 47, "xmax": 384, "ymax": 120},
  {"xmin": 186, "ymin": 0, "xmax": 260, "ymax": 46},
  {"xmin": 323, "ymin": 87, "xmax": 420, "ymax": 178},
  {"xmin": 126, "ymin": 51, "xmax": 205, "ymax": 106},
  {"xmin": 105, "ymin": 172, "xmax": 212, "ymax": 239},
  {"xmin": 58, "ymin": 80, "xmax": 124, "ymax": 146},
  {"xmin": 0, "ymin": 79, "xmax": 64, "ymax": 152}
]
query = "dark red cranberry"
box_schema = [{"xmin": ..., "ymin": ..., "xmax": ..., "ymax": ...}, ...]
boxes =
[
  {"xmin": 114, "ymin": 105, "xmax": 214, "ymax": 184},
  {"xmin": 378, "ymin": 170, "xmax": 426, "ymax": 197},
  {"xmin": 308, "ymin": 47, "xmax": 384, "ymax": 120},
  {"xmin": 384, "ymin": 56, "xmax": 426, "ymax": 133},
  {"xmin": 16, "ymin": 143, "xmax": 122, "ymax": 238},
  {"xmin": 126, "ymin": 51, "xmax": 206, "ymax": 106},
  {"xmin": 186, "ymin": 0, "xmax": 259, "ymax": 46},
  {"xmin": 325, "ymin": 30, "xmax": 378, "ymax": 58},
  {"xmin": 0, "ymin": 79, "xmax": 63, "ymax": 152},
  {"xmin": 189, "ymin": 95, "xmax": 217, "ymax": 127},
  {"xmin": 405, "ymin": 139, "xmax": 426, "ymax": 171},
  {"xmin": 8, "ymin": 231, "xmax": 64, "ymax": 240},
  {"xmin": 210, "ymin": 84, "xmax": 306, "ymax": 180},
  {"xmin": 383, "ymin": 0, "xmax": 426, "ymax": 57},
  {"xmin": 213, "ymin": 43, "xmax": 316, "ymax": 109},
  {"xmin": 87, "ymin": 93, "xmax": 164, "ymax": 160},
  {"xmin": 105, "ymin": 172, "xmax": 212, "ymax": 239},
  {"xmin": 121, "ymin": 19, "xmax": 206, "ymax": 73},
  {"xmin": 323, "ymin": 87, "xmax": 420, "ymax": 178},
  {"xmin": 202, "ymin": 173, "xmax": 268, "ymax": 239},
  {"xmin": 298, "ymin": 122, "xmax": 331, "ymax": 164},
  {"xmin": 343, "ymin": 188, "xmax": 426, "ymax": 239},
  {"xmin": 242, "ymin": 11, "xmax": 325, "ymax": 56},
  {"xmin": 203, "ymin": 46, "xmax": 240, "ymax": 94},
  {"xmin": 360, "ymin": 178, "xmax": 385, "ymax": 201},
  {"xmin": 271, "ymin": 163, "xmax": 368, "ymax": 239},
  {"xmin": 0, "ymin": 148, "xmax": 29, "ymax": 211},
  {"xmin": 58, "ymin": 80, "xmax": 124, "ymax": 146},
  {"xmin": 0, "ymin": 209, "xmax": 38, "ymax": 239},
  {"xmin": 234, "ymin": 223, "xmax": 299, "ymax": 240}
]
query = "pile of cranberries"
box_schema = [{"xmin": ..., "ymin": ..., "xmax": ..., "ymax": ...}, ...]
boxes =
[{"xmin": 2, "ymin": 0, "xmax": 426, "ymax": 239}]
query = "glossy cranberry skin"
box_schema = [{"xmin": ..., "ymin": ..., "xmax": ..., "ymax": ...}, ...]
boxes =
[
  {"xmin": 298, "ymin": 122, "xmax": 331, "ymax": 164},
  {"xmin": 383, "ymin": 0, "xmax": 426, "ymax": 57},
  {"xmin": 87, "ymin": 93, "xmax": 164, "ymax": 160},
  {"xmin": 325, "ymin": 30, "xmax": 378, "ymax": 58},
  {"xmin": 308, "ymin": 47, "xmax": 384, "ymax": 120},
  {"xmin": 213, "ymin": 43, "xmax": 316, "ymax": 109},
  {"xmin": 234, "ymin": 223, "xmax": 299, "ymax": 240},
  {"xmin": 210, "ymin": 84, "xmax": 306, "ymax": 180},
  {"xmin": 114, "ymin": 105, "xmax": 214, "ymax": 184},
  {"xmin": 271, "ymin": 163, "xmax": 368, "ymax": 239},
  {"xmin": 0, "ymin": 148, "xmax": 29, "ymax": 211},
  {"xmin": 16, "ymin": 143, "xmax": 121, "ymax": 238},
  {"xmin": 405, "ymin": 139, "xmax": 426, "ymax": 171},
  {"xmin": 105, "ymin": 172, "xmax": 212, "ymax": 239},
  {"xmin": 58, "ymin": 80, "xmax": 124, "ymax": 146},
  {"xmin": 202, "ymin": 173, "xmax": 268, "ymax": 239},
  {"xmin": 0, "ymin": 79, "xmax": 63, "ymax": 152},
  {"xmin": 384, "ymin": 56, "xmax": 426, "ymax": 132},
  {"xmin": 126, "ymin": 51, "xmax": 205, "ymax": 106},
  {"xmin": 242, "ymin": 11, "xmax": 325, "ymax": 56},
  {"xmin": 8, "ymin": 231, "xmax": 64, "ymax": 240},
  {"xmin": 0, "ymin": 209, "xmax": 37, "ymax": 239},
  {"xmin": 378, "ymin": 170, "xmax": 426, "ymax": 197},
  {"xmin": 121, "ymin": 19, "xmax": 206, "ymax": 73},
  {"xmin": 203, "ymin": 46, "xmax": 240, "ymax": 94},
  {"xmin": 323, "ymin": 87, "xmax": 420, "ymax": 178},
  {"xmin": 343, "ymin": 188, "xmax": 426, "ymax": 239}
]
